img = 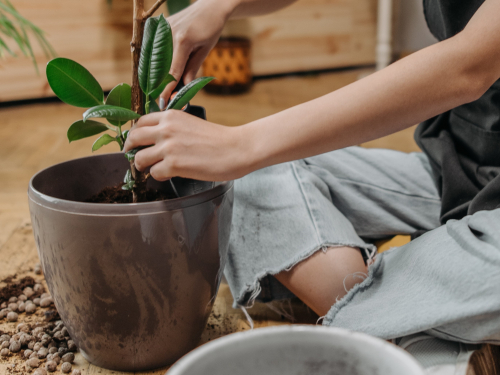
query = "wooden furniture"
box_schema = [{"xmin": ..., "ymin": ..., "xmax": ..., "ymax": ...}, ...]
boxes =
[{"xmin": 0, "ymin": 0, "xmax": 377, "ymax": 102}]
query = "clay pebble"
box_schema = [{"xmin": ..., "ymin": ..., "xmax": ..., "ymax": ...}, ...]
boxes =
[
  {"xmin": 40, "ymin": 297, "xmax": 54, "ymax": 307},
  {"xmin": 67, "ymin": 340, "xmax": 77, "ymax": 352},
  {"xmin": 0, "ymin": 308, "xmax": 10, "ymax": 319},
  {"xmin": 7, "ymin": 303, "xmax": 18, "ymax": 312},
  {"xmin": 0, "ymin": 302, "xmax": 6, "ymax": 309},
  {"xmin": 34, "ymin": 368, "xmax": 48, "ymax": 375},
  {"xmin": 18, "ymin": 294, "xmax": 27, "ymax": 301},
  {"xmin": 23, "ymin": 287, "xmax": 34, "ymax": 298},
  {"xmin": 71, "ymin": 369, "xmax": 81, "ymax": 375},
  {"xmin": 0, "ymin": 334, "xmax": 10, "ymax": 343},
  {"xmin": 33, "ymin": 342, "xmax": 42, "ymax": 351},
  {"xmin": 62, "ymin": 352, "xmax": 75, "ymax": 363},
  {"xmin": 1, "ymin": 341, "xmax": 9, "ymax": 349},
  {"xmin": 40, "ymin": 293, "xmax": 50, "ymax": 300},
  {"xmin": 7, "ymin": 311, "xmax": 18, "ymax": 322},
  {"xmin": 37, "ymin": 346, "xmax": 49, "ymax": 358},
  {"xmin": 25, "ymin": 302, "xmax": 37, "ymax": 314},
  {"xmin": 18, "ymin": 302, "xmax": 26, "ymax": 312},
  {"xmin": 33, "ymin": 298, "xmax": 41, "ymax": 306},
  {"xmin": 9, "ymin": 340, "xmax": 21, "ymax": 353},
  {"xmin": 29, "ymin": 351, "xmax": 38, "ymax": 359},
  {"xmin": 45, "ymin": 360, "xmax": 57, "ymax": 372},
  {"xmin": 34, "ymin": 283, "xmax": 44, "ymax": 293},
  {"xmin": 9, "ymin": 296, "xmax": 18, "ymax": 303},
  {"xmin": 24, "ymin": 349, "xmax": 33, "ymax": 358},
  {"xmin": 48, "ymin": 346, "xmax": 58, "ymax": 354},
  {"xmin": 1, "ymin": 348, "xmax": 9, "ymax": 356},
  {"xmin": 34, "ymin": 263, "xmax": 42, "ymax": 275},
  {"xmin": 26, "ymin": 357, "xmax": 40, "ymax": 368},
  {"xmin": 61, "ymin": 362, "xmax": 72, "ymax": 373}
]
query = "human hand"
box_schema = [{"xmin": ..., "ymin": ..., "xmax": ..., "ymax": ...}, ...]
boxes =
[
  {"xmin": 123, "ymin": 110, "xmax": 255, "ymax": 182},
  {"xmin": 160, "ymin": 0, "xmax": 238, "ymax": 105}
]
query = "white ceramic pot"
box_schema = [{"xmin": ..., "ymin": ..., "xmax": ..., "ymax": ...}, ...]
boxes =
[{"xmin": 167, "ymin": 325, "xmax": 425, "ymax": 375}]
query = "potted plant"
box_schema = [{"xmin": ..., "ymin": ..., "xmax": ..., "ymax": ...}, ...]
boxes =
[{"xmin": 27, "ymin": 0, "xmax": 234, "ymax": 371}]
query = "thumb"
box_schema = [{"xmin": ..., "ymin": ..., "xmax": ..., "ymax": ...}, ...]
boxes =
[{"xmin": 160, "ymin": 43, "xmax": 191, "ymax": 107}]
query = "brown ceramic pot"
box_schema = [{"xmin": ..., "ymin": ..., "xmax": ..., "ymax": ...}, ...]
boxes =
[{"xmin": 28, "ymin": 153, "xmax": 233, "ymax": 371}]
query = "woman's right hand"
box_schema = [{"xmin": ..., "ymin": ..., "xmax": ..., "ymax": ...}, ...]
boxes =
[{"xmin": 160, "ymin": 0, "xmax": 239, "ymax": 104}]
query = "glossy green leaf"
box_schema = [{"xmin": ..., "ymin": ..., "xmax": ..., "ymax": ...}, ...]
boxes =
[
  {"xmin": 149, "ymin": 99, "xmax": 161, "ymax": 113},
  {"xmin": 83, "ymin": 105, "xmax": 140, "ymax": 123},
  {"xmin": 139, "ymin": 14, "xmax": 173, "ymax": 96},
  {"xmin": 167, "ymin": 0, "xmax": 190, "ymax": 15},
  {"xmin": 167, "ymin": 77, "xmax": 214, "ymax": 110},
  {"xmin": 122, "ymin": 129, "xmax": 129, "ymax": 142},
  {"xmin": 106, "ymin": 83, "xmax": 132, "ymax": 126},
  {"xmin": 124, "ymin": 146, "xmax": 148, "ymax": 161},
  {"xmin": 150, "ymin": 74, "xmax": 176, "ymax": 100},
  {"xmin": 46, "ymin": 58, "xmax": 103, "ymax": 107},
  {"xmin": 121, "ymin": 169, "xmax": 135, "ymax": 190},
  {"xmin": 67, "ymin": 120, "xmax": 111, "ymax": 143},
  {"xmin": 92, "ymin": 133, "xmax": 117, "ymax": 152}
]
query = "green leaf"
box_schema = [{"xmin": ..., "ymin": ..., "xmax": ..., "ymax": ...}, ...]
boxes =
[
  {"xmin": 139, "ymin": 14, "xmax": 173, "ymax": 96},
  {"xmin": 92, "ymin": 134, "xmax": 117, "ymax": 152},
  {"xmin": 83, "ymin": 105, "xmax": 140, "ymax": 123},
  {"xmin": 167, "ymin": 77, "xmax": 214, "ymax": 110},
  {"xmin": 122, "ymin": 130, "xmax": 129, "ymax": 142},
  {"xmin": 124, "ymin": 145, "xmax": 150, "ymax": 161},
  {"xmin": 121, "ymin": 169, "xmax": 135, "ymax": 190},
  {"xmin": 167, "ymin": 0, "xmax": 191, "ymax": 15},
  {"xmin": 67, "ymin": 120, "xmax": 111, "ymax": 143},
  {"xmin": 46, "ymin": 58, "xmax": 104, "ymax": 107},
  {"xmin": 150, "ymin": 74, "xmax": 176, "ymax": 100},
  {"xmin": 149, "ymin": 99, "xmax": 161, "ymax": 113},
  {"xmin": 106, "ymin": 83, "xmax": 132, "ymax": 126}
]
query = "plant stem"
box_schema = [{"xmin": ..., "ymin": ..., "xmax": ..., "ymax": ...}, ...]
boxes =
[
  {"xmin": 143, "ymin": 0, "xmax": 167, "ymax": 19},
  {"xmin": 130, "ymin": 0, "xmax": 146, "ymax": 203}
]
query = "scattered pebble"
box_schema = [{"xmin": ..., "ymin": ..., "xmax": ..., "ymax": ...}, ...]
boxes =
[
  {"xmin": 34, "ymin": 283, "xmax": 44, "ymax": 293},
  {"xmin": 17, "ymin": 322, "xmax": 30, "ymax": 332},
  {"xmin": 40, "ymin": 293, "xmax": 50, "ymax": 300},
  {"xmin": 34, "ymin": 263, "xmax": 42, "ymax": 275},
  {"xmin": 61, "ymin": 327, "xmax": 69, "ymax": 336},
  {"xmin": 33, "ymin": 342, "xmax": 42, "ymax": 351},
  {"xmin": 1, "ymin": 341, "xmax": 9, "ymax": 349},
  {"xmin": 23, "ymin": 286, "xmax": 34, "ymax": 298},
  {"xmin": 45, "ymin": 360, "xmax": 57, "ymax": 372},
  {"xmin": 49, "ymin": 346, "xmax": 58, "ymax": 354},
  {"xmin": 71, "ymin": 370, "xmax": 81, "ymax": 375},
  {"xmin": 62, "ymin": 352, "xmax": 75, "ymax": 363},
  {"xmin": 0, "ymin": 302, "xmax": 6, "ymax": 309},
  {"xmin": 61, "ymin": 362, "xmax": 72, "ymax": 373},
  {"xmin": 30, "ymin": 351, "xmax": 39, "ymax": 359},
  {"xmin": 26, "ymin": 357, "xmax": 40, "ymax": 368},
  {"xmin": 38, "ymin": 346, "xmax": 49, "ymax": 359},
  {"xmin": 33, "ymin": 298, "xmax": 41, "ymax": 306},
  {"xmin": 34, "ymin": 368, "xmax": 48, "ymax": 375},
  {"xmin": 8, "ymin": 303, "xmax": 18, "ymax": 312},
  {"xmin": 9, "ymin": 340, "xmax": 21, "ymax": 353},
  {"xmin": 9, "ymin": 296, "xmax": 18, "ymax": 303},
  {"xmin": 24, "ymin": 349, "xmax": 33, "ymax": 358},
  {"xmin": 18, "ymin": 294, "xmax": 27, "ymax": 301},
  {"xmin": 18, "ymin": 302, "xmax": 26, "ymax": 312},
  {"xmin": 26, "ymin": 302, "xmax": 37, "ymax": 314},
  {"xmin": 67, "ymin": 340, "xmax": 77, "ymax": 352},
  {"xmin": 51, "ymin": 353, "xmax": 61, "ymax": 364},
  {"xmin": 7, "ymin": 311, "xmax": 18, "ymax": 322},
  {"xmin": 40, "ymin": 297, "xmax": 54, "ymax": 307}
]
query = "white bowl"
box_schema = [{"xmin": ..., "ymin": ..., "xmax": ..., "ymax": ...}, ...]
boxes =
[{"xmin": 167, "ymin": 325, "xmax": 424, "ymax": 375}]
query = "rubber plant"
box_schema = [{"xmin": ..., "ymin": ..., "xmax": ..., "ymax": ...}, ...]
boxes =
[{"xmin": 46, "ymin": 1, "xmax": 213, "ymax": 203}]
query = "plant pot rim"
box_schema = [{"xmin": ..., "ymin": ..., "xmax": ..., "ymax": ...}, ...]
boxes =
[{"xmin": 28, "ymin": 153, "xmax": 233, "ymax": 216}]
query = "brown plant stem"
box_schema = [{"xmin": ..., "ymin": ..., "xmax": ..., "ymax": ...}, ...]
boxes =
[
  {"xmin": 143, "ymin": 0, "xmax": 167, "ymax": 19},
  {"xmin": 130, "ymin": 0, "xmax": 146, "ymax": 203}
]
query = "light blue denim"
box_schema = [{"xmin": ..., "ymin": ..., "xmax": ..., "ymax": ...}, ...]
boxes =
[{"xmin": 224, "ymin": 146, "xmax": 500, "ymax": 345}]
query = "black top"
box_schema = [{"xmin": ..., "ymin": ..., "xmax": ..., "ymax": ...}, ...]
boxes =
[{"xmin": 414, "ymin": 0, "xmax": 500, "ymax": 224}]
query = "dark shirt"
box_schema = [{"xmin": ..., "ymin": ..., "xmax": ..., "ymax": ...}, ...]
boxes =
[{"xmin": 415, "ymin": 0, "xmax": 500, "ymax": 224}]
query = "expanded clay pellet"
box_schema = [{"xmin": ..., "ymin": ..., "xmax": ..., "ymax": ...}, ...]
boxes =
[
  {"xmin": 45, "ymin": 360, "xmax": 57, "ymax": 372},
  {"xmin": 61, "ymin": 362, "xmax": 72, "ymax": 373}
]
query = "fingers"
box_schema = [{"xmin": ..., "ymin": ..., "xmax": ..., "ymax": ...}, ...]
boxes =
[
  {"xmin": 150, "ymin": 160, "xmax": 174, "ymax": 182},
  {"xmin": 160, "ymin": 42, "xmax": 191, "ymax": 103},
  {"xmin": 123, "ymin": 126, "xmax": 159, "ymax": 152},
  {"xmin": 134, "ymin": 145, "xmax": 163, "ymax": 172},
  {"xmin": 135, "ymin": 112, "xmax": 164, "ymax": 128},
  {"xmin": 183, "ymin": 46, "xmax": 211, "ymax": 83}
]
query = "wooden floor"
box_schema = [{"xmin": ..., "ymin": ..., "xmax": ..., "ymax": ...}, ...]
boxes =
[{"xmin": 4, "ymin": 69, "xmax": 494, "ymax": 375}]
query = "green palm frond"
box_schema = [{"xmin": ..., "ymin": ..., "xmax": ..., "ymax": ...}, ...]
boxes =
[{"xmin": 0, "ymin": 0, "xmax": 55, "ymax": 72}]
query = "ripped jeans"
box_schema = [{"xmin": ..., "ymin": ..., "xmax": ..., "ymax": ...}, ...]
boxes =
[{"xmin": 224, "ymin": 147, "xmax": 500, "ymax": 345}]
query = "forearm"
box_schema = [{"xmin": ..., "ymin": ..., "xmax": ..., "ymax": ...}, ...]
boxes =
[{"xmin": 243, "ymin": 34, "xmax": 494, "ymax": 172}]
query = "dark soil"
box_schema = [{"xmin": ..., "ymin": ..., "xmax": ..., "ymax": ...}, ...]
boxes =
[
  {"xmin": 0, "ymin": 277, "xmax": 36, "ymax": 304},
  {"xmin": 86, "ymin": 183, "xmax": 175, "ymax": 204}
]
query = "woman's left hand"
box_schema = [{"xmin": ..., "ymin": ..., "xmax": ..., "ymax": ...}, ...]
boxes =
[{"xmin": 123, "ymin": 110, "xmax": 254, "ymax": 182}]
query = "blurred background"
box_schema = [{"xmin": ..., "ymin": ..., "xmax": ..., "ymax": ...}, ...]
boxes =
[{"xmin": 0, "ymin": 0, "xmax": 436, "ymax": 230}]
